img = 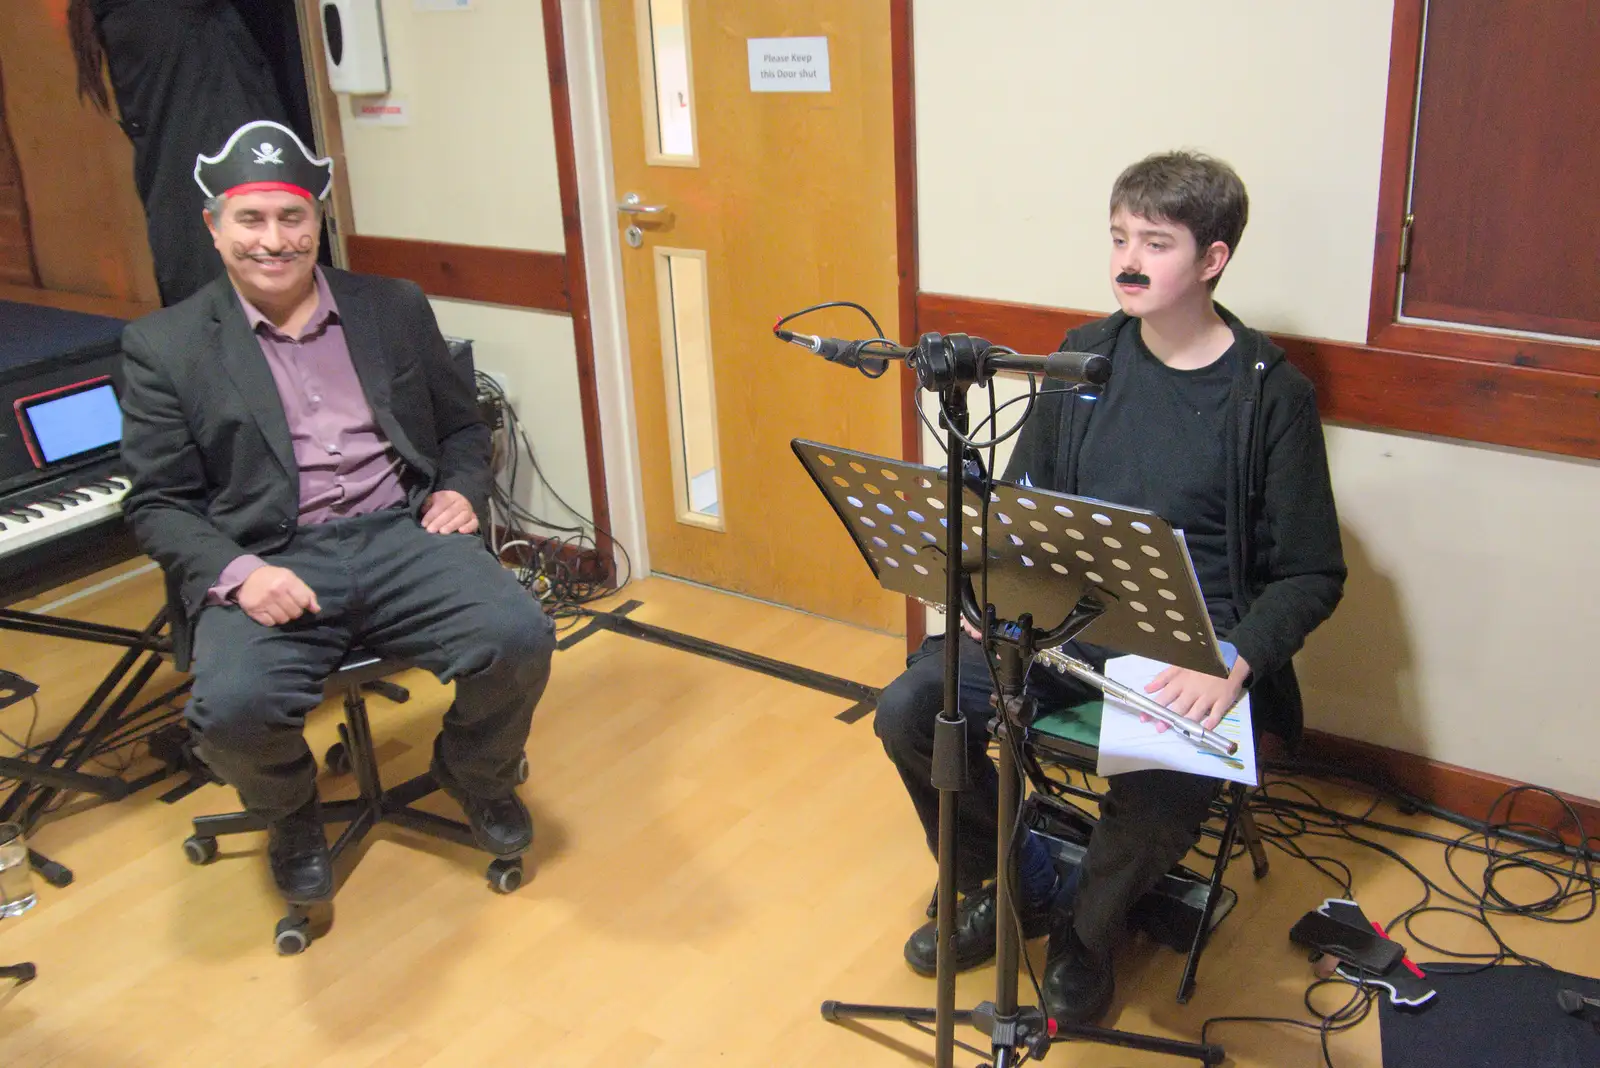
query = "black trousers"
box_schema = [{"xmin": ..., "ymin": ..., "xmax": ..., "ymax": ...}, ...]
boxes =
[
  {"xmin": 187, "ymin": 510, "xmax": 556, "ymax": 823},
  {"xmin": 874, "ymin": 636, "xmax": 1218, "ymax": 958}
]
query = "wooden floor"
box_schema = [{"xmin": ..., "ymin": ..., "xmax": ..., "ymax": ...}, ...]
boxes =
[{"xmin": 2, "ymin": 569, "xmax": 1597, "ymax": 1067}]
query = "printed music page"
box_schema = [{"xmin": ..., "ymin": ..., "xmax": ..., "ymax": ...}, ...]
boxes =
[{"xmin": 1095, "ymin": 651, "xmax": 1259, "ymax": 786}]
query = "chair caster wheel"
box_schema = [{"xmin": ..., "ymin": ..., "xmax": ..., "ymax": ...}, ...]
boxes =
[
  {"xmin": 487, "ymin": 857, "xmax": 524, "ymax": 894},
  {"xmin": 515, "ymin": 754, "xmax": 529, "ymax": 785},
  {"xmin": 183, "ymin": 835, "xmax": 219, "ymax": 865},
  {"xmin": 325, "ymin": 741, "xmax": 351, "ymax": 776},
  {"xmin": 275, "ymin": 915, "xmax": 311, "ymax": 955}
]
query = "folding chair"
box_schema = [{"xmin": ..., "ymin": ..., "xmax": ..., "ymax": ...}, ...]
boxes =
[{"xmin": 1021, "ymin": 697, "xmax": 1270, "ymax": 1004}]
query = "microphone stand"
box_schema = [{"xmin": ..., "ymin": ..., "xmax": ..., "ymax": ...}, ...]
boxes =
[{"xmin": 807, "ymin": 330, "xmax": 1221, "ymax": 1067}]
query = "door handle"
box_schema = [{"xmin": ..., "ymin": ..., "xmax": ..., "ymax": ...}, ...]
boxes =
[{"xmin": 617, "ymin": 192, "xmax": 668, "ymax": 215}]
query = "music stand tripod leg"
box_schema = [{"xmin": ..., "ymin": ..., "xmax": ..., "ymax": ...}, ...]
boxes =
[{"xmin": 982, "ymin": 633, "xmax": 1048, "ymax": 1066}]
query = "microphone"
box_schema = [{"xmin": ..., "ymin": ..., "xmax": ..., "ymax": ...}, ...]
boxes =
[
  {"xmin": 1557, "ymin": 988, "xmax": 1600, "ymax": 1015},
  {"xmin": 775, "ymin": 330, "xmax": 906, "ymax": 372},
  {"xmin": 984, "ymin": 349, "xmax": 1112, "ymax": 386}
]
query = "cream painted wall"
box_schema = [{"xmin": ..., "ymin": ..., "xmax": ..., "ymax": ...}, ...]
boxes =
[
  {"xmin": 1303, "ymin": 429, "xmax": 1600, "ymax": 796},
  {"xmin": 915, "ymin": 0, "xmax": 1600, "ymax": 799},
  {"xmin": 431, "ymin": 299, "xmax": 593, "ymax": 525},
  {"xmin": 339, "ymin": 1, "xmax": 564, "ymax": 251},
  {"xmin": 916, "ymin": 1, "xmax": 1393, "ymax": 345},
  {"xmin": 334, "ymin": 1, "xmax": 593, "ymax": 532}
]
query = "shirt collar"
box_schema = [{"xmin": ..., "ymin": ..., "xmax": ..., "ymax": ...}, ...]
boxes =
[{"xmin": 236, "ymin": 266, "xmax": 340, "ymax": 339}]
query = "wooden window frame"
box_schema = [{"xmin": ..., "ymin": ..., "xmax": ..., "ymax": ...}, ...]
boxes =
[{"xmin": 1367, "ymin": 0, "xmax": 1600, "ymax": 377}]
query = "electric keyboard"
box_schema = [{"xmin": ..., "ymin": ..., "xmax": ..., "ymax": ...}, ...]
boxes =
[
  {"xmin": 0, "ymin": 307, "xmax": 136, "ymax": 604},
  {"xmin": 0, "ymin": 468, "xmax": 130, "ymax": 557},
  {"xmin": 0, "ymin": 461, "xmax": 138, "ymax": 606}
]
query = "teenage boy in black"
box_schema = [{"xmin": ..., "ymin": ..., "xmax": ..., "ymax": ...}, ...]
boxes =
[{"xmin": 873, "ymin": 151, "xmax": 1345, "ymax": 1024}]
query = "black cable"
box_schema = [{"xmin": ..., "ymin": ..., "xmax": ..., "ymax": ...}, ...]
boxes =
[
  {"xmin": 772, "ymin": 299, "xmax": 887, "ymax": 340},
  {"xmin": 915, "ymin": 393, "xmax": 944, "ymax": 457},
  {"xmin": 964, "ymin": 380, "xmax": 1093, "ymax": 443},
  {"xmin": 474, "ymin": 370, "xmax": 635, "ymax": 622},
  {"xmin": 0, "ymin": 696, "xmax": 40, "ymax": 760},
  {"xmin": 1201, "ymin": 976, "xmax": 1374, "ymax": 1068},
  {"xmin": 1268, "ymin": 759, "xmax": 1600, "ymax": 864},
  {"xmin": 937, "ymin": 377, "xmax": 1049, "ymax": 454},
  {"xmin": 0, "ymin": 696, "xmax": 42, "ymax": 791},
  {"xmin": 773, "ymin": 302, "xmax": 900, "ymax": 381},
  {"xmin": 1015, "ymin": 743, "xmax": 1596, "ymax": 1065},
  {"xmin": 1246, "ymin": 775, "xmax": 1597, "ymax": 978}
]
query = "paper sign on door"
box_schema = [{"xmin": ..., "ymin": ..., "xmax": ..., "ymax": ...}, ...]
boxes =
[{"xmin": 747, "ymin": 37, "xmax": 830, "ymax": 93}]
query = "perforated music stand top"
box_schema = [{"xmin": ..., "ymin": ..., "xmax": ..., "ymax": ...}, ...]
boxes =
[{"xmin": 793, "ymin": 439, "xmax": 1226, "ymax": 677}]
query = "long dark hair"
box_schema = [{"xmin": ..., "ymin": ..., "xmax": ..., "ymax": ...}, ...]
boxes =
[{"xmin": 68, "ymin": 0, "xmax": 111, "ymax": 114}]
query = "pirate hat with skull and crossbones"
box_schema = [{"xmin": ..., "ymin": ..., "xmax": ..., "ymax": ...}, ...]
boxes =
[{"xmin": 194, "ymin": 120, "xmax": 333, "ymax": 202}]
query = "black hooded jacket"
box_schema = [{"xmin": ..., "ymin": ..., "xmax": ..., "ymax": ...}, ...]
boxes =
[{"xmin": 1002, "ymin": 306, "xmax": 1346, "ymax": 746}]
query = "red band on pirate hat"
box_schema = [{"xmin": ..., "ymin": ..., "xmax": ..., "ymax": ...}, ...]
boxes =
[{"xmin": 221, "ymin": 181, "xmax": 317, "ymax": 201}]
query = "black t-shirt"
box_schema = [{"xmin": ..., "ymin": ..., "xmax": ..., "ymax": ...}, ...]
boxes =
[{"xmin": 1075, "ymin": 320, "xmax": 1238, "ymax": 628}]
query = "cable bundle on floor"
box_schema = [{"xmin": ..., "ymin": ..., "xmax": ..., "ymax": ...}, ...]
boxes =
[
  {"xmin": 474, "ymin": 371, "xmax": 632, "ymax": 631},
  {"xmin": 1201, "ymin": 768, "xmax": 1597, "ymax": 1066}
]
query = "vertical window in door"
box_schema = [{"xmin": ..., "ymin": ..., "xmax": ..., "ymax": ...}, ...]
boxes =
[
  {"xmin": 636, "ymin": 0, "xmax": 698, "ymax": 165},
  {"xmin": 655, "ymin": 248, "xmax": 722, "ymax": 529}
]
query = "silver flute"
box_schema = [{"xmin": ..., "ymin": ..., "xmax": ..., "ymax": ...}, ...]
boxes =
[
  {"xmin": 1033, "ymin": 647, "xmax": 1238, "ymax": 757},
  {"xmin": 915, "ymin": 599, "xmax": 1238, "ymax": 756}
]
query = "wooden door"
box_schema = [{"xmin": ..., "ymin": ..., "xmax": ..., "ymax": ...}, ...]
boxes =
[{"xmin": 599, "ymin": 0, "xmax": 902, "ymax": 632}]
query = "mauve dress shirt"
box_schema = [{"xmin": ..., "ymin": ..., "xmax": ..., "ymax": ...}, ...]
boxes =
[{"xmin": 206, "ymin": 268, "xmax": 407, "ymax": 604}]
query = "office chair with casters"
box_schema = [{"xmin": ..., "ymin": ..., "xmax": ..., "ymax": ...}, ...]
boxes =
[{"xmin": 180, "ymin": 649, "xmax": 531, "ymax": 955}]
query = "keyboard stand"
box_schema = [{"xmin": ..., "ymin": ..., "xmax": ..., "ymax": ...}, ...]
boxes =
[{"xmin": 0, "ymin": 604, "xmax": 188, "ymax": 887}]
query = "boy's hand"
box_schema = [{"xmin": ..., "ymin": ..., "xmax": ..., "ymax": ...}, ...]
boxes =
[{"xmin": 1143, "ymin": 656, "xmax": 1251, "ymax": 732}]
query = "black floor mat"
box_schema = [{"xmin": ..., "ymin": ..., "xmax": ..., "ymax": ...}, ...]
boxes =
[{"xmin": 1380, "ymin": 963, "xmax": 1600, "ymax": 1068}]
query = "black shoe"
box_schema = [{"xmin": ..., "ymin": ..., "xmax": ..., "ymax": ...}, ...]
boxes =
[
  {"xmin": 267, "ymin": 794, "xmax": 333, "ymax": 904},
  {"xmin": 430, "ymin": 745, "xmax": 533, "ymax": 858},
  {"xmin": 904, "ymin": 878, "xmax": 1057, "ymax": 977},
  {"xmin": 1042, "ymin": 920, "xmax": 1115, "ymax": 1026}
]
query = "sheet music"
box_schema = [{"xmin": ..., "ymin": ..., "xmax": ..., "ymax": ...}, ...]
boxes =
[{"xmin": 1094, "ymin": 649, "xmax": 1259, "ymax": 786}]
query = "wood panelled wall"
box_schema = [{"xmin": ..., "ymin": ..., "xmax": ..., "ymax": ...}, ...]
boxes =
[
  {"xmin": 0, "ymin": 56, "xmax": 39, "ymax": 287},
  {"xmin": 0, "ymin": 2, "xmax": 158, "ymax": 305}
]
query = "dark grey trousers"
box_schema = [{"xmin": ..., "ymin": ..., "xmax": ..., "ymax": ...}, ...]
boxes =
[
  {"xmin": 874, "ymin": 635, "xmax": 1218, "ymax": 958},
  {"xmin": 187, "ymin": 509, "xmax": 556, "ymax": 823}
]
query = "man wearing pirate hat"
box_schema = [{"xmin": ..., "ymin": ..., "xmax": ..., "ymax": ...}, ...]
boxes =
[{"xmin": 119, "ymin": 120, "xmax": 556, "ymax": 904}]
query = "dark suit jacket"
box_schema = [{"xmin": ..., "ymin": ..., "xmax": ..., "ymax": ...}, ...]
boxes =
[{"xmin": 119, "ymin": 267, "xmax": 490, "ymax": 669}]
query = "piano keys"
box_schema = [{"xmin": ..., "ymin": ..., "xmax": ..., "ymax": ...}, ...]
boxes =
[{"xmin": 0, "ymin": 299, "xmax": 133, "ymax": 604}]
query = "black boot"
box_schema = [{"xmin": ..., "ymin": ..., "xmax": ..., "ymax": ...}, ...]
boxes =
[
  {"xmin": 1042, "ymin": 917, "xmax": 1115, "ymax": 1026},
  {"xmin": 430, "ymin": 738, "xmax": 533, "ymax": 858},
  {"xmin": 267, "ymin": 793, "xmax": 333, "ymax": 904},
  {"xmin": 903, "ymin": 879, "xmax": 1057, "ymax": 977}
]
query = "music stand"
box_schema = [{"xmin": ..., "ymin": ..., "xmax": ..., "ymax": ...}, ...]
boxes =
[{"xmin": 796, "ymin": 437, "xmax": 1226, "ymax": 1066}]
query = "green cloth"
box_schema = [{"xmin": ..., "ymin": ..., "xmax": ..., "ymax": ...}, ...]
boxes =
[{"xmin": 1030, "ymin": 700, "xmax": 1104, "ymax": 748}]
